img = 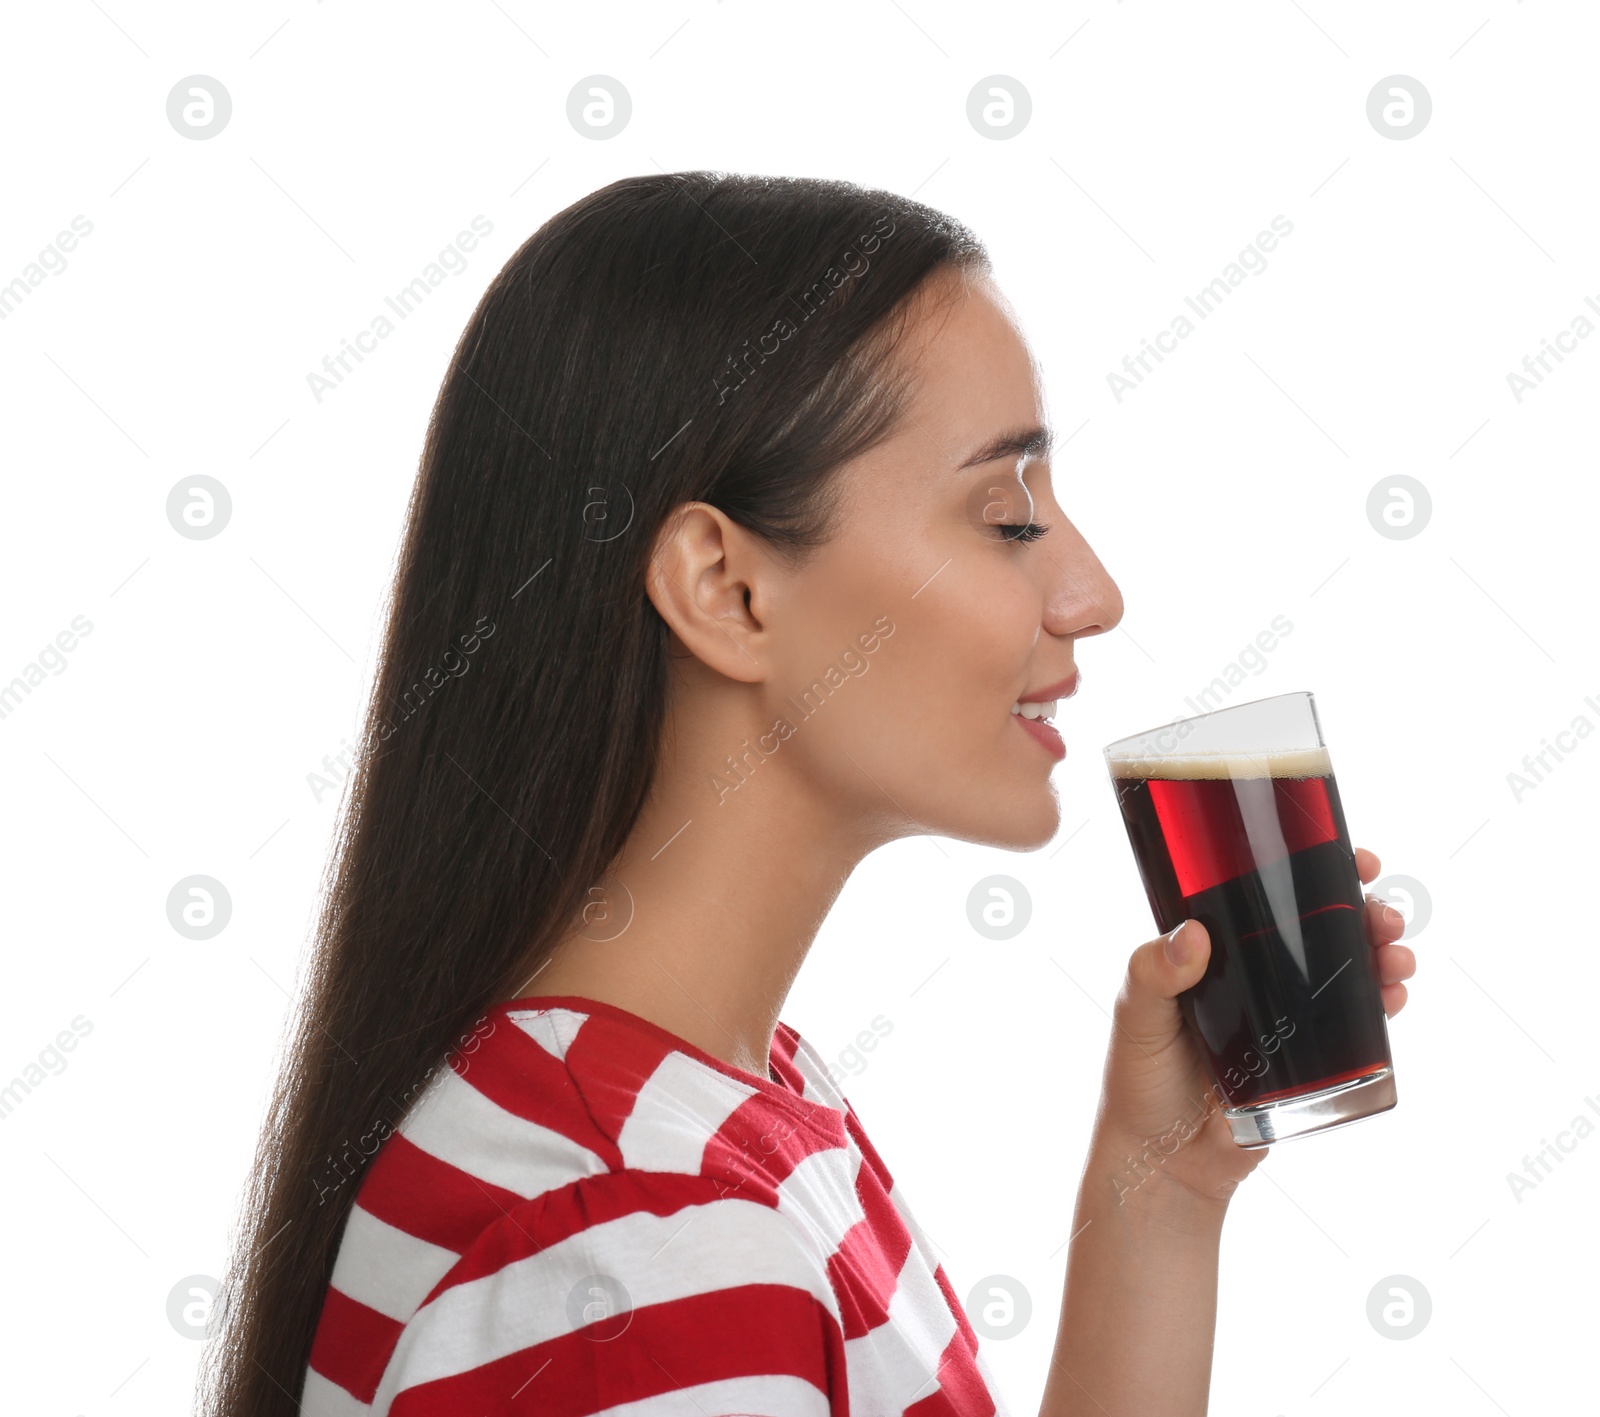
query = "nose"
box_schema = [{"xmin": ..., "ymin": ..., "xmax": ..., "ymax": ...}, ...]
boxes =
[{"xmin": 1042, "ymin": 516, "xmax": 1123, "ymax": 640}]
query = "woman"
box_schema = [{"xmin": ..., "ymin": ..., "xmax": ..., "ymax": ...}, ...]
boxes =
[{"xmin": 200, "ymin": 172, "xmax": 1415, "ymax": 1416}]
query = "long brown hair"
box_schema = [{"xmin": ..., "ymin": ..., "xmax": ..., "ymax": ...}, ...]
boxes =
[{"xmin": 197, "ymin": 170, "xmax": 987, "ymax": 1415}]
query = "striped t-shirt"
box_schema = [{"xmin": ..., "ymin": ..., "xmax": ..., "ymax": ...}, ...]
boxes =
[{"xmin": 301, "ymin": 994, "xmax": 1011, "ymax": 1416}]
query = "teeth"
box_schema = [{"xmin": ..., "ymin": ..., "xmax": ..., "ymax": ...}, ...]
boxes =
[{"xmin": 1011, "ymin": 699, "xmax": 1058, "ymax": 721}]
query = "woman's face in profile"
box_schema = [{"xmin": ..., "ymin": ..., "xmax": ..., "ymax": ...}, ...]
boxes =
[{"xmin": 760, "ymin": 266, "xmax": 1125, "ymax": 852}]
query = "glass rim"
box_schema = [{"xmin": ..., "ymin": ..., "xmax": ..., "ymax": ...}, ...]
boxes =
[{"xmin": 1102, "ymin": 688, "xmax": 1321, "ymax": 762}]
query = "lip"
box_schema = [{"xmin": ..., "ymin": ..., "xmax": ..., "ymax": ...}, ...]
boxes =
[
  {"xmin": 1017, "ymin": 669, "xmax": 1078, "ymax": 704},
  {"xmin": 1014, "ymin": 713, "xmax": 1067, "ymax": 760}
]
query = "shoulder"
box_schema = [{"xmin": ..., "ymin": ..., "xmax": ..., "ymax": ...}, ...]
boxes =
[
  {"xmin": 309, "ymin": 1002, "xmax": 858, "ymax": 1413},
  {"xmin": 368, "ymin": 1168, "xmax": 846, "ymax": 1416}
]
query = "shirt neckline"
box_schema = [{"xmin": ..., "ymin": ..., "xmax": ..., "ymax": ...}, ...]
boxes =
[{"xmin": 496, "ymin": 991, "xmax": 835, "ymax": 1119}]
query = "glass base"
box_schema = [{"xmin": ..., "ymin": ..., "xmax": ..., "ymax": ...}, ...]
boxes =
[{"xmin": 1225, "ymin": 1067, "xmax": 1396, "ymax": 1148}]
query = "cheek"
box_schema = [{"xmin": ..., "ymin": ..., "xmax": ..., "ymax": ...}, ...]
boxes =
[
  {"xmin": 874, "ymin": 566, "xmax": 1040, "ymax": 735},
  {"xmin": 937, "ymin": 566, "xmax": 1037, "ymax": 671},
  {"xmin": 772, "ymin": 503, "xmax": 1042, "ymax": 767}
]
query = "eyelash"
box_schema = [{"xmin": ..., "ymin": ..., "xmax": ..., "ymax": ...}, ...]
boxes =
[{"xmin": 993, "ymin": 520, "xmax": 1051, "ymax": 544}]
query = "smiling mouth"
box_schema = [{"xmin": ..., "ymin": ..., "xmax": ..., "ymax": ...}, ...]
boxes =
[
  {"xmin": 1010, "ymin": 699, "xmax": 1058, "ymax": 723},
  {"xmin": 1010, "ymin": 670, "xmax": 1075, "ymax": 759},
  {"xmin": 1010, "ymin": 701, "xmax": 1067, "ymax": 759}
]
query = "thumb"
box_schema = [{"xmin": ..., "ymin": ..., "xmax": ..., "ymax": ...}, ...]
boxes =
[{"xmin": 1115, "ymin": 919, "xmax": 1212, "ymax": 1045}]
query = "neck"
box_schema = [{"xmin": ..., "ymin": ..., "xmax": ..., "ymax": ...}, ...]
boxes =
[{"xmin": 509, "ymin": 692, "xmax": 881, "ymax": 1078}]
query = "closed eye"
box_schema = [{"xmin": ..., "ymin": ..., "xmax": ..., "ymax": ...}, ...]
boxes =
[{"xmin": 993, "ymin": 521, "xmax": 1051, "ymax": 544}]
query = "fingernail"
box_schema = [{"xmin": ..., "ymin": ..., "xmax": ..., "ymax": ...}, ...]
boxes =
[
  {"xmin": 1164, "ymin": 922, "xmax": 1190, "ymax": 968},
  {"xmin": 1382, "ymin": 905, "xmax": 1404, "ymax": 929}
]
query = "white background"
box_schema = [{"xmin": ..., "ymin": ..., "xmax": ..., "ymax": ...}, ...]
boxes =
[{"xmin": 2, "ymin": 2, "xmax": 1595, "ymax": 1413}]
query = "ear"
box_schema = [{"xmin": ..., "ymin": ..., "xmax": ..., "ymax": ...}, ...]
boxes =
[{"xmin": 645, "ymin": 502, "xmax": 772, "ymax": 685}]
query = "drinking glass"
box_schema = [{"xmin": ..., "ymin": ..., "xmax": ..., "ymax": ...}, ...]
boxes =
[{"xmin": 1104, "ymin": 690, "xmax": 1396, "ymax": 1147}]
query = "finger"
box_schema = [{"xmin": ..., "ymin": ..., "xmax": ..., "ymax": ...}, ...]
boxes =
[
  {"xmin": 1381, "ymin": 981, "xmax": 1408, "ymax": 1018},
  {"xmin": 1354, "ymin": 847, "xmax": 1381, "ymax": 884},
  {"xmin": 1116, "ymin": 920, "xmax": 1212, "ymax": 1046},
  {"xmin": 1374, "ymin": 942, "xmax": 1416, "ymax": 986},
  {"xmin": 1363, "ymin": 895, "xmax": 1407, "ymax": 946}
]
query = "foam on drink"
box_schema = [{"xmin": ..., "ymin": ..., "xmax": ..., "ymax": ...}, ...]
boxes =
[{"xmin": 1107, "ymin": 744, "xmax": 1332, "ymax": 781}]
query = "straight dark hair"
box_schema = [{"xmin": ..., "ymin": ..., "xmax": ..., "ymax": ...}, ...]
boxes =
[{"xmin": 197, "ymin": 170, "xmax": 987, "ymax": 1415}]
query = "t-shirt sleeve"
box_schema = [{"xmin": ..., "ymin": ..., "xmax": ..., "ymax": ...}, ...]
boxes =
[{"xmin": 370, "ymin": 1169, "xmax": 847, "ymax": 1417}]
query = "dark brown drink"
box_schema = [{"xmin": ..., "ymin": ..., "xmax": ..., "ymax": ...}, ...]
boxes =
[{"xmin": 1111, "ymin": 746, "xmax": 1392, "ymax": 1111}]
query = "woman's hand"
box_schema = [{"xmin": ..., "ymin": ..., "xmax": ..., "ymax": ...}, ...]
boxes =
[{"xmin": 1089, "ymin": 846, "xmax": 1416, "ymax": 1210}]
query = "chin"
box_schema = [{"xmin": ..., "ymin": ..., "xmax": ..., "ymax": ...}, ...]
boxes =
[{"xmin": 945, "ymin": 783, "xmax": 1061, "ymax": 853}]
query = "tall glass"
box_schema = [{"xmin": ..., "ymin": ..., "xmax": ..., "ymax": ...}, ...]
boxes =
[{"xmin": 1104, "ymin": 690, "xmax": 1396, "ymax": 1147}]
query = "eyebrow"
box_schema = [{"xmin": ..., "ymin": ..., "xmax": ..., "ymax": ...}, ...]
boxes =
[{"xmin": 955, "ymin": 425, "xmax": 1054, "ymax": 470}]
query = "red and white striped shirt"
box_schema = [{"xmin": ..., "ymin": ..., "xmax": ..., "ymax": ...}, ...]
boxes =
[{"xmin": 301, "ymin": 994, "xmax": 1011, "ymax": 1416}]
